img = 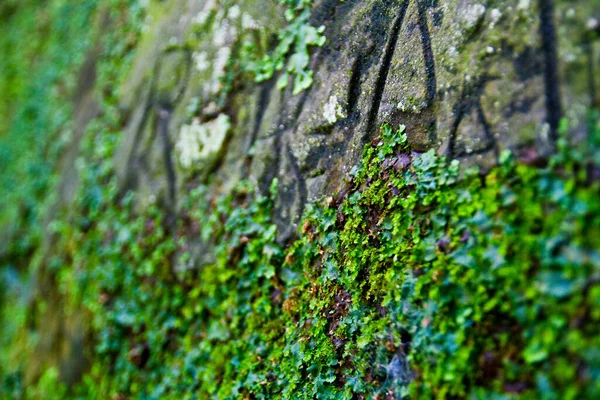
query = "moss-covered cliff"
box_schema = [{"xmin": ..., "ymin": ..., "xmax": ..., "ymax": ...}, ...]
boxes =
[{"xmin": 1, "ymin": 0, "xmax": 600, "ymax": 398}]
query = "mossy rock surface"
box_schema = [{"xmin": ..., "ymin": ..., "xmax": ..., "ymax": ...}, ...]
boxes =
[{"xmin": 1, "ymin": 0, "xmax": 600, "ymax": 398}]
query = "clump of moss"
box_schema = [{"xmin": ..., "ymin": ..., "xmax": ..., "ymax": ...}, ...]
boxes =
[
  {"xmin": 280, "ymin": 122, "xmax": 600, "ymax": 398},
  {"xmin": 1, "ymin": 3, "xmax": 599, "ymax": 395},
  {"xmin": 244, "ymin": 0, "xmax": 326, "ymax": 95},
  {"xmin": 13, "ymin": 116, "xmax": 598, "ymax": 398},
  {"xmin": 0, "ymin": 0, "xmax": 100, "ymax": 269},
  {"xmin": 0, "ymin": 1, "xmax": 146, "ymax": 396}
]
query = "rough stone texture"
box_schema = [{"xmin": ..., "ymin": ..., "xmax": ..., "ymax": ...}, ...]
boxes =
[
  {"xmin": 23, "ymin": 0, "xmax": 600, "ymax": 382},
  {"xmin": 102, "ymin": 0, "xmax": 599, "ymax": 245}
]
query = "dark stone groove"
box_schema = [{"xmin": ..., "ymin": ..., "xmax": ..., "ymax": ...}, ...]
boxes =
[
  {"xmin": 417, "ymin": 0, "xmax": 437, "ymax": 107},
  {"xmin": 157, "ymin": 51, "xmax": 191, "ymax": 217},
  {"xmin": 538, "ymin": 0, "xmax": 562, "ymax": 143},
  {"xmin": 122, "ymin": 48, "xmax": 193, "ymax": 220},
  {"xmin": 448, "ymin": 94, "xmax": 466, "ymax": 159},
  {"xmin": 285, "ymin": 142, "xmax": 307, "ymax": 224},
  {"xmin": 291, "ymin": 52, "xmax": 321, "ymax": 123},
  {"xmin": 448, "ymin": 75, "xmax": 495, "ymax": 159},
  {"xmin": 364, "ymin": 0, "xmax": 410, "ymax": 144},
  {"xmin": 123, "ymin": 55, "xmax": 163, "ymax": 193},
  {"xmin": 157, "ymin": 108, "xmax": 176, "ymax": 215},
  {"xmin": 476, "ymin": 101, "xmax": 499, "ymax": 159},
  {"xmin": 303, "ymin": 140, "xmax": 346, "ymax": 174},
  {"xmin": 123, "ymin": 84, "xmax": 154, "ymax": 193},
  {"xmin": 586, "ymin": 41, "xmax": 597, "ymax": 109},
  {"xmin": 243, "ymin": 76, "xmax": 276, "ymax": 176},
  {"xmin": 513, "ymin": 47, "xmax": 544, "ymax": 82},
  {"xmin": 346, "ymin": 54, "xmax": 364, "ymax": 120},
  {"xmin": 260, "ymin": 86, "xmax": 287, "ymax": 194}
]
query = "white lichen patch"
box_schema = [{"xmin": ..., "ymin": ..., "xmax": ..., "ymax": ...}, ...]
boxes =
[
  {"xmin": 290, "ymin": 135, "xmax": 323, "ymax": 165},
  {"xmin": 489, "ymin": 8, "xmax": 502, "ymax": 28},
  {"xmin": 463, "ymin": 4, "xmax": 486, "ymax": 30},
  {"xmin": 189, "ymin": 2, "xmax": 261, "ymax": 95},
  {"xmin": 187, "ymin": 0, "xmax": 266, "ymax": 95},
  {"xmin": 192, "ymin": 0, "xmax": 217, "ymax": 26},
  {"xmin": 323, "ymin": 95, "xmax": 346, "ymax": 124},
  {"xmin": 211, "ymin": 47, "xmax": 231, "ymax": 93},
  {"xmin": 517, "ymin": 0, "xmax": 531, "ymax": 10},
  {"xmin": 213, "ymin": 18, "xmax": 230, "ymax": 47},
  {"xmin": 193, "ymin": 51, "xmax": 210, "ymax": 72},
  {"xmin": 490, "ymin": 8, "xmax": 502, "ymax": 23},
  {"xmin": 397, "ymin": 100, "xmax": 426, "ymax": 113},
  {"xmin": 242, "ymin": 12, "xmax": 259, "ymax": 30},
  {"xmin": 176, "ymin": 114, "xmax": 231, "ymax": 169},
  {"xmin": 228, "ymin": 5, "xmax": 241, "ymax": 19}
]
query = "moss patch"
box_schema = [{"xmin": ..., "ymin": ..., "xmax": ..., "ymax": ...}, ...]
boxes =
[{"xmin": 5, "ymin": 115, "xmax": 599, "ymax": 398}]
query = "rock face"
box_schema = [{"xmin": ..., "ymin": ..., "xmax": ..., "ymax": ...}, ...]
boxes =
[
  {"xmin": 110, "ymin": 0, "xmax": 597, "ymax": 239},
  {"xmin": 3, "ymin": 0, "xmax": 600, "ymax": 391}
]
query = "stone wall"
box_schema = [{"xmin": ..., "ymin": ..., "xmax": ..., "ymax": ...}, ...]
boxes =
[
  {"xmin": 4, "ymin": 0, "xmax": 600, "ymax": 391},
  {"xmin": 108, "ymin": 0, "xmax": 599, "ymax": 242}
]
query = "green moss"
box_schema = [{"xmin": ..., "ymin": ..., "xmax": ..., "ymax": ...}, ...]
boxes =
[
  {"xmin": 7, "ymin": 113, "xmax": 599, "ymax": 398},
  {"xmin": 0, "ymin": 1, "xmax": 146, "ymax": 396},
  {"xmin": 0, "ymin": 0, "xmax": 99, "ymax": 259},
  {"xmin": 243, "ymin": 0, "xmax": 326, "ymax": 95},
  {"xmin": 2, "ymin": 2, "xmax": 600, "ymax": 399}
]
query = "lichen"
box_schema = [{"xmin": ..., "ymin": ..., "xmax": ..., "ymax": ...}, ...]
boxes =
[
  {"xmin": 3, "ymin": 1, "xmax": 600, "ymax": 399},
  {"xmin": 192, "ymin": 51, "xmax": 210, "ymax": 71},
  {"xmin": 176, "ymin": 113, "xmax": 231, "ymax": 169},
  {"xmin": 323, "ymin": 94, "xmax": 346, "ymax": 124},
  {"xmin": 463, "ymin": 4, "xmax": 486, "ymax": 31}
]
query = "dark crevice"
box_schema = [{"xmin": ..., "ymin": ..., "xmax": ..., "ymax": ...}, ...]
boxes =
[
  {"xmin": 504, "ymin": 95, "xmax": 538, "ymax": 117},
  {"xmin": 285, "ymin": 142, "xmax": 307, "ymax": 225},
  {"xmin": 138, "ymin": 153, "xmax": 151, "ymax": 177},
  {"xmin": 243, "ymin": 77, "xmax": 276, "ymax": 177},
  {"xmin": 447, "ymin": 75, "xmax": 496, "ymax": 159},
  {"xmin": 448, "ymin": 82, "xmax": 470, "ymax": 159},
  {"xmin": 448, "ymin": 106, "xmax": 465, "ymax": 159},
  {"xmin": 157, "ymin": 108, "xmax": 176, "ymax": 219},
  {"xmin": 163, "ymin": 48, "xmax": 193, "ymax": 108},
  {"xmin": 122, "ymin": 54, "xmax": 163, "ymax": 195},
  {"xmin": 261, "ymin": 48, "xmax": 321, "ymax": 147},
  {"xmin": 512, "ymin": 46, "xmax": 544, "ymax": 82},
  {"xmin": 123, "ymin": 85, "xmax": 154, "ymax": 194},
  {"xmin": 302, "ymin": 140, "xmax": 346, "ymax": 175},
  {"xmin": 347, "ymin": 54, "xmax": 364, "ymax": 120},
  {"xmin": 364, "ymin": 0, "xmax": 410, "ymax": 144},
  {"xmin": 292, "ymin": 46, "xmax": 329, "ymax": 124},
  {"xmin": 292, "ymin": 78, "xmax": 315, "ymax": 123},
  {"xmin": 538, "ymin": 0, "xmax": 562, "ymax": 143},
  {"xmin": 154, "ymin": 50, "xmax": 192, "ymax": 228},
  {"xmin": 260, "ymin": 94, "xmax": 288, "ymax": 194},
  {"xmin": 476, "ymin": 101, "xmax": 499, "ymax": 159},
  {"xmin": 417, "ymin": 0, "xmax": 437, "ymax": 108},
  {"xmin": 585, "ymin": 40, "xmax": 597, "ymax": 109},
  {"xmin": 311, "ymin": 0, "xmax": 346, "ymax": 26},
  {"xmin": 121, "ymin": 48, "xmax": 192, "ymax": 224}
]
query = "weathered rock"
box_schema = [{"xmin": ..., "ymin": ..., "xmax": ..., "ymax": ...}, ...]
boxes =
[
  {"xmin": 12, "ymin": 0, "xmax": 600, "ymax": 386},
  {"xmin": 109, "ymin": 0, "xmax": 599, "ymax": 240}
]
